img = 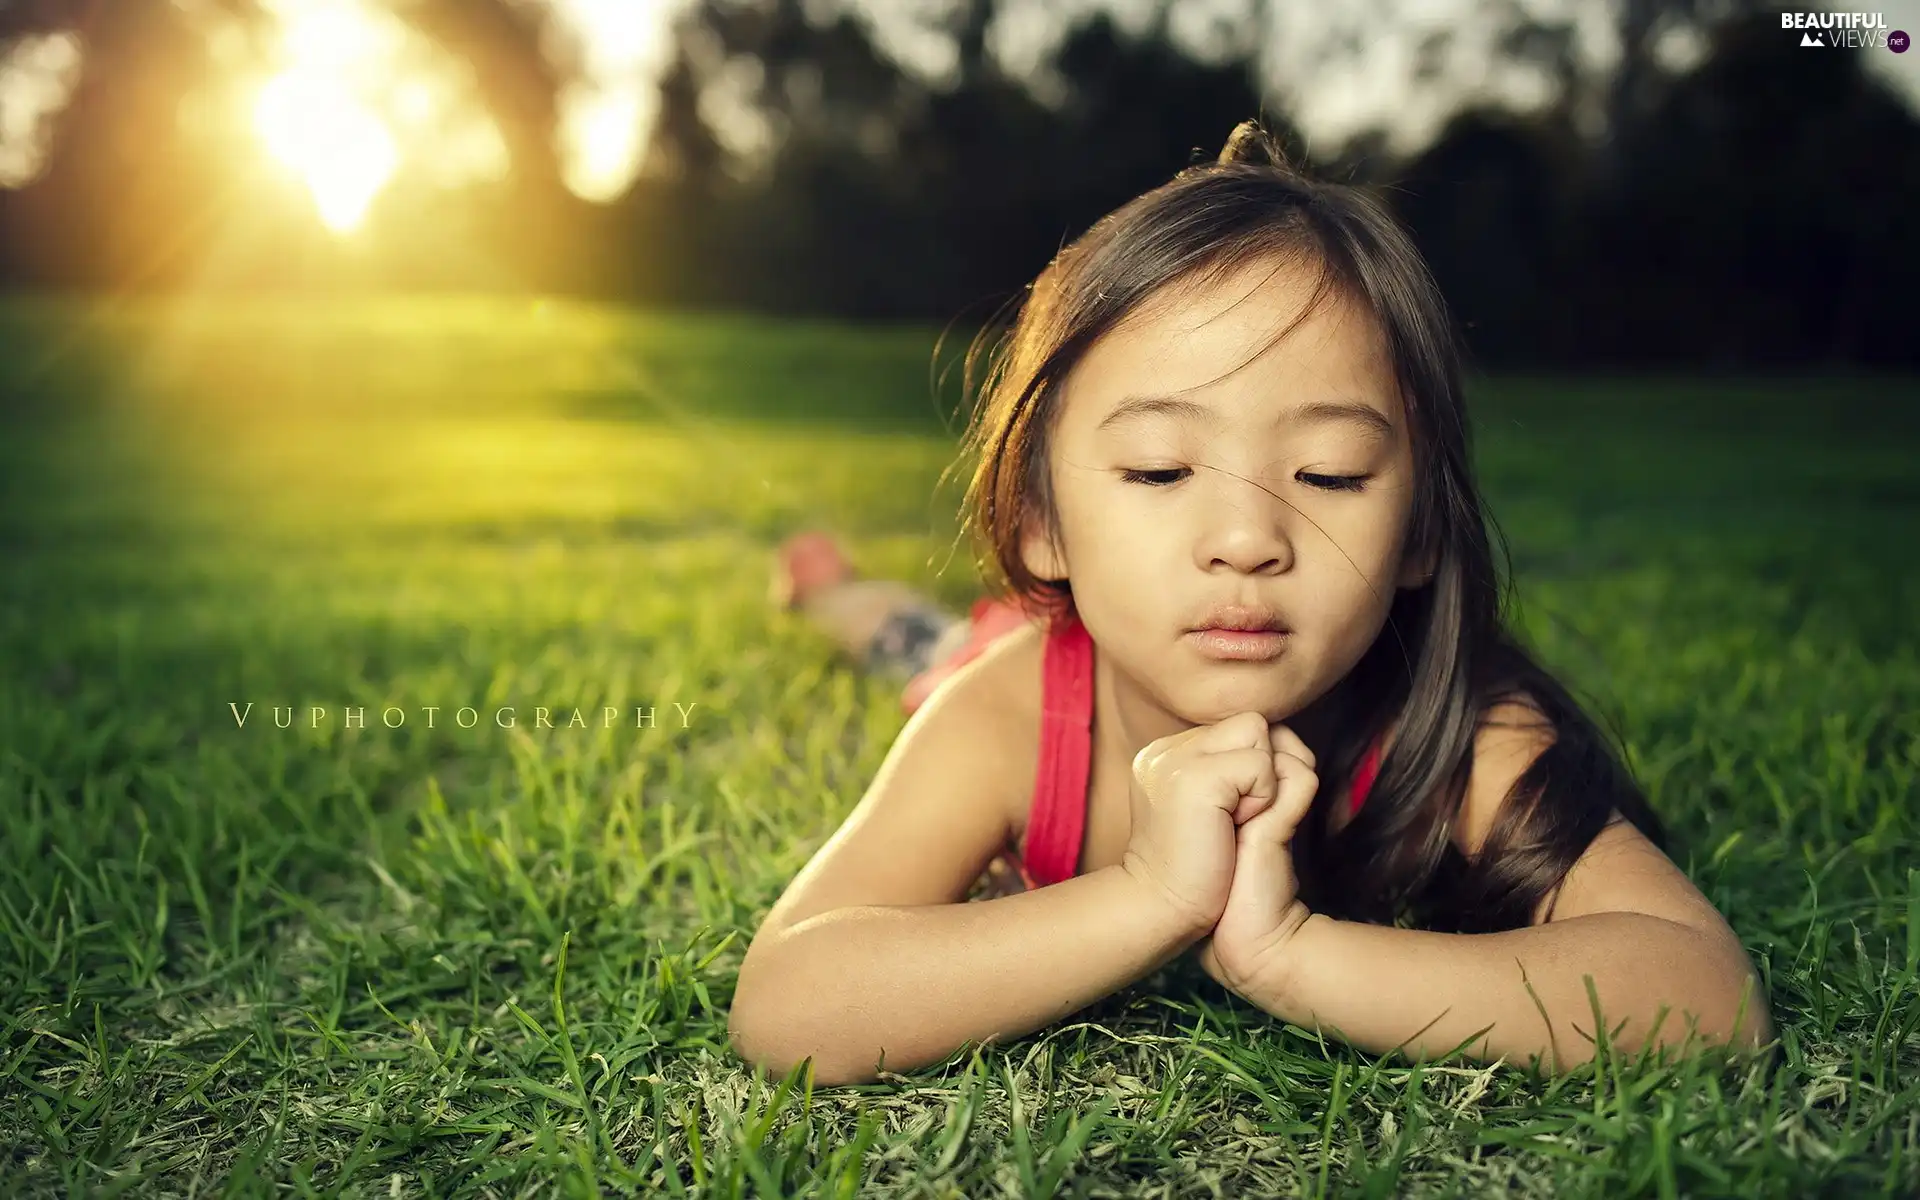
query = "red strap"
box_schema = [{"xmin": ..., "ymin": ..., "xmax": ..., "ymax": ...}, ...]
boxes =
[
  {"xmin": 1019, "ymin": 619, "xmax": 1378, "ymax": 884},
  {"xmin": 1024, "ymin": 615, "xmax": 1094, "ymax": 887}
]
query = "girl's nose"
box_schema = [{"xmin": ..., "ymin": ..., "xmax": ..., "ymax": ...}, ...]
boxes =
[{"xmin": 1195, "ymin": 473, "xmax": 1295, "ymax": 575}]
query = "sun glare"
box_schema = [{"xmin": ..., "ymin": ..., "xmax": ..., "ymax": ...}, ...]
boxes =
[
  {"xmin": 251, "ymin": 2, "xmax": 403, "ymax": 233},
  {"xmin": 247, "ymin": 0, "xmax": 507, "ymax": 234},
  {"xmin": 548, "ymin": 0, "xmax": 673, "ymax": 202},
  {"xmin": 244, "ymin": 0, "xmax": 675, "ymax": 231},
  {"xmin": 254, "ymin": 71, "xmax": 397, "ymax": 233}
]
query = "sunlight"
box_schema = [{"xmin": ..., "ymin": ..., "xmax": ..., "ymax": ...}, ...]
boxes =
[
  {"xmin": 559, "ymin": 79, "xmax": 647, "ymax": 203},
  {"xmin": 254, "ymin": 71, "xmax": 397, "ymax": 233},
  {"xmin": 243, "ymin": 0, "xmax": 682, "ymax": 224},
  {"xmin": 0, "ymin": 32, "xmax": 84, "ymax": 189},
  {"xmin": 250, "ymin": 2, "xmax": 402, "ymax": 232},
  {"xmin": 248, "ymin": 0, "xmax": 506, "ymax": 234},
  {"xmin": 547, "ymin": 0, "xmax": 676, "ymax": 202}
]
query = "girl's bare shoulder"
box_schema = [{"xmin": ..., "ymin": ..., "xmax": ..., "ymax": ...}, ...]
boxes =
[
  {"xmin": 930, "ymin": 619, "xmax": 1049, "ymax": 895},
  {"xmin": 745, "ymin": 619, "xmax": 1051, "ymax": 943},
  {"xmin": 922, "ymin": 618, "xmax": 1047, "ymax": 791}
]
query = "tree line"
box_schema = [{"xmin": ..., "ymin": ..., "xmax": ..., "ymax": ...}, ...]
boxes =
[{"xmin": 0, "ymin": 0, "xmax": 1914, "ymax": 367}]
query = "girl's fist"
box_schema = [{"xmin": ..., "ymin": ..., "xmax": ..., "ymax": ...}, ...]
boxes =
[
  {"xmin": 1121, "ymin": 711, "xmax": 1279, "ymax": 934},
  {"xmin": 1198, "ymin": 723, "xmax": 1321, "ymax": 992}
]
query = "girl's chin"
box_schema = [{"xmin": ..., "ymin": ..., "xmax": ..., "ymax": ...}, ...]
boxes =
[{"xmin": 1168, "ymin": 686, "xmax": 1307, "ymax": 728}]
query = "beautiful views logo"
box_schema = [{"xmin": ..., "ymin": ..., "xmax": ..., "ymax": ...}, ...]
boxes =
[{"xmin": 1782, "ymin": 12, "xmax": 1909, "ymax": 51}]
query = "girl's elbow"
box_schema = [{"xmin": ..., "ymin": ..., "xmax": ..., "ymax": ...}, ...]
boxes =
[
  {"xmin": 1722, "ymin": 984, "xmax": 1776, "ymax": 1054},
  {"xmin": 1646, "ymin": 976, "xmax": 1776, "ymax": 1063},
  {"xmin": 1667, "ymin": 1004, "xmax": 1774, "ymax": 1063},
  {"xmin": 727, "ymin": 948, "xmax": 796, "ymax": 1074},
  {"xmin": 729, "ymin": 1014, "xmax": 830, "ymax": 1085},
  {"xmin": 1672, "ymin": 934, "xmax": 1775, "ymax": 1056},
  {"xmin": 1703, "ymin": 958, "xmax": 1775, "ymax": 1054},
  {"xmin": 726, "ymin": 1003, "xmax": 876, "ymax": 1087}
]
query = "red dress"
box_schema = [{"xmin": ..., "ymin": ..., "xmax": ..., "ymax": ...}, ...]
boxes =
[{"xmin": 905, "ymin": 600, "xmax": 1384, "ymax": 895}]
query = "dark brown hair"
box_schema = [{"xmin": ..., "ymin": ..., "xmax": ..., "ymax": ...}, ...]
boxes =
[{"xmin": 947, "ymin": 119, "xmax": 1666, "ymax": 933}]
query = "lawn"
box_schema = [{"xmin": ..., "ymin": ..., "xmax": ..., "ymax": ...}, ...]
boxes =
[{"xmin": 0, "ymin": 294, "xmax": 1915, "ymax": 1197}]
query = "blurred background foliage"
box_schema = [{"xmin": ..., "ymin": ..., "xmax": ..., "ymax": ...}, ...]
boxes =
[{"xmin": 0, "ymin": 0, "xmax": 1914, "ymax": 367}]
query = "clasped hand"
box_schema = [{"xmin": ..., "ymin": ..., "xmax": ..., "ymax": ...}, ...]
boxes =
[{"xmin": 1119, "ymin": 711, "xmax": 1321, "ymax": 998}]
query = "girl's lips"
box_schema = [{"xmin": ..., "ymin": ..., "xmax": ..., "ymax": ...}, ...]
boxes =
[{"xmin": 1187, "ymin": 627, "xmax": 1290, "ymax": 661}]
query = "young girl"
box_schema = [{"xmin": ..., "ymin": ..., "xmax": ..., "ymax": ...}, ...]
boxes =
[{"xmin": 730, "ymin": 120, "xmax": 1773, "ymax": 1086}]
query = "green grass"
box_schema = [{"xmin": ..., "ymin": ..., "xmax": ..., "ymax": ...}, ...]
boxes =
[{"xmin": 0, "ymin": 293, "xmax": 1915, "ymax": 1197}]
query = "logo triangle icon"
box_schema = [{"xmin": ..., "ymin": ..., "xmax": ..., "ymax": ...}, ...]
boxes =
[{"xmin": 1800, "ymin": 30, "xmax": 1822, "ymax": 46}]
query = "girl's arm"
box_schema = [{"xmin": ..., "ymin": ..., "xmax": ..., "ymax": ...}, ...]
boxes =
[
  {"xmin": 1224, "ymin": 709, "xmax": 1773, "ymax": 1071},
  {"xmin": 729, "ymin": 628, "xmax": 1207, "ymax": 1086},
  {"xmin": 730, "ymin": 864, "xmax": 1205, "ymax": 1086},
  {"xmin": 1240, "ymin": 895, "xmax": 1770, "ymax": 1070}
]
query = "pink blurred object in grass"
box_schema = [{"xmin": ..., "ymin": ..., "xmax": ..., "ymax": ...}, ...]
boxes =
[
  {"xmin": 771, "ymin": 530, "xmax": 856, "ymax": 611},
  {"xmin": 772, "ymin": 530, "xmax": 1038, "ymax": 715}
]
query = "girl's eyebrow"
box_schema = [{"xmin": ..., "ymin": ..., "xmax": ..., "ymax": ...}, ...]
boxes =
[{"xmin": 1097, "ymin": 394, "xmax": 1395, "ymax": 439}]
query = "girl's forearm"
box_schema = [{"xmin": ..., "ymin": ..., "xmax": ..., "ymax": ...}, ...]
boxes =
[
  {"xmin": 729, "ymin": 865, "xmax": 1204, "ymax": 1085},
  {"xmin": 1241, "ymin": 911, "xmax": 1773, "ymax": 1072}
]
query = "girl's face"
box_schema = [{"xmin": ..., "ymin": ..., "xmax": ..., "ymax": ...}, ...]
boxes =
[{"xmin": 1022, "ymin": 255, "xmax": 1430, "ymax": 729}]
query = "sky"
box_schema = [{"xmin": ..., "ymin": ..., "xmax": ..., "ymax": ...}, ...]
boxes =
[{"xmin": 0, "ymin": 0, "xmax": 1916, "ymax": 219}]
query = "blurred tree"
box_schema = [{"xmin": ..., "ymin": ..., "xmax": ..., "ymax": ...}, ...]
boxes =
[
  {"xmin": 1589, "ymin": 10, "xmax": 1920, "ymax": 365},
  {"xmin": 0, "ymin": 0, "xmax": 581, "ymax": 288},
  {"xmin": 0, "ymin": 0, "xmax": 251, "ymax": 286},
  {"xmin": 390, "ymin": 0, "xmax": 588, "ymax": 288},
  {"xmin": 1388, "ymin": 1, "xmax": 1919, "ymax": 367},
  {"xmin": 397, "ymin": 0, "xmax": 564, "ymax": 195},
  {"xmin": 1048, "ymin": 6, "xmax": 1288, "ymax": 218},
  {"xmin": 643, "ymin": 35, "xmax": 723, "ymax": 191},
  {"xmin": 1391, "ymin": 107, "xmax": 1577, "ymax": 365},
  {"xmin": 651, "ymin": 0, "xmax": 1280, "ymax": 317},
  {"xmin": 1, "ymin": 0, "xmax": 1913, "ymax": 367}
]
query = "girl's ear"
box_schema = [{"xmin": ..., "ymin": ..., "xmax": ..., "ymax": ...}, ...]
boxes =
[{"xmin": 1018, "ymin": 515, "xmax": 1069, "ymax": 584}]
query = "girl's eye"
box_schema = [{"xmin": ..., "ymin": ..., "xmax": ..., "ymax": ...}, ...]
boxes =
[
  {"xmin": 1119, "ymin": 467, "xmax": 1189, "ymax": 486},
  {"xmin": 1120, "ymin": 467, "xmax": 1371, "ymax": 492},
  {"xmin": 1298, "ymin": 472, "xmax": 1370, "ymax": 493}
]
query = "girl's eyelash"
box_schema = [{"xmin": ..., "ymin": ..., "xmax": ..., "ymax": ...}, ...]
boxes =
[
  {"xmin": 1298, "ymin": 472, "xmax": 1370, "ymax": 493},
  {"xmin": 1119, "ymin": 467, "xmax": 1189, "ymax": 486},
  {"xmin": 1118, "ymin": 467, "xmax": 1371, "ymax": 493}
]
